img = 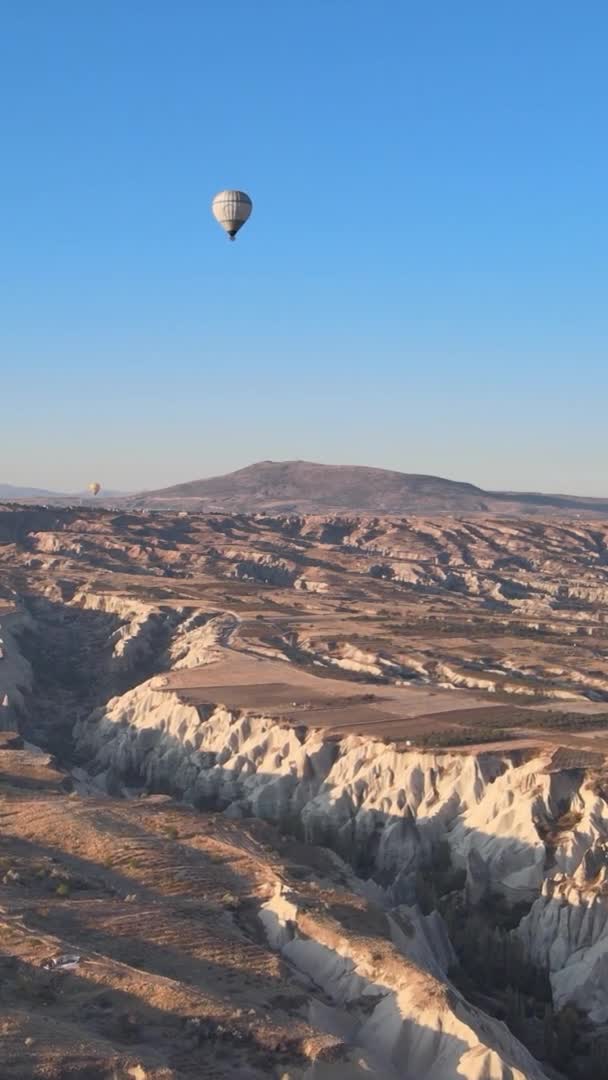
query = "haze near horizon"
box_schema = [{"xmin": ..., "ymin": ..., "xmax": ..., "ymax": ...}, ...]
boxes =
[{"xmin": 1, "ymin": 1, "xmax": 606, "ymax": 493}]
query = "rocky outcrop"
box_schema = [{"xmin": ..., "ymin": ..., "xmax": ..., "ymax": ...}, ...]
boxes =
[
  {"xmin": 260, "ymin": 883, "xmax": 548, "ymax": 1080},
  {"xmin": 73, "ymin": 678, "xmax": 608, "ymax": 1023},
  {"xmin": 517, "ymin": 871, "xmax": 608, "ymax": 1023},
  {"xmin": 0, "ymin": 606, "xmax": 34, "ymax": 728},
  {"xmin": 70, "ymin": 687, "xmax": 574, "ymax": 902},
  {"xmin": 514, "ymin": 778, "xmax": 608, "ymax": 1021},
  {"xmin": 70, "ymin": 591, "xmax": 185, "ymax": 675}
]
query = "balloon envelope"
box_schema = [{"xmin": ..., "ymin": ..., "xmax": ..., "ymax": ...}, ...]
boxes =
[
  {"xmin": 211, "ymin": 190, "xmax": 252, "ymax": 240},
  {"xmin": 88, "ymin": 482, "xmax": 101, "ymax": 496}
]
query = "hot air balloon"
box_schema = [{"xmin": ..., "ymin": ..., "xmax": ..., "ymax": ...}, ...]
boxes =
[
  {"xmin": 88, "ymin": 482, "xmax": 101, "ymax": 496},
  {"xmin": 211, "ymin": 190, "xmax": 252, "ymax": 240}
]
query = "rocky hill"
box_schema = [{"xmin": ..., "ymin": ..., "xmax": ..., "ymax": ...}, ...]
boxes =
[
  {"xmin": 133, "ymin": 459, "xmax": 608, "ymax": 516},
  {"xmin": 4, "ymin": 461, "xmax": 608, "ymax": 516}
]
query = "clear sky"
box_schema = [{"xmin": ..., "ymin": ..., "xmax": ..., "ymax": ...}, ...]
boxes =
[{"xmin": 1, "ymin": 1, "xmax": 606, "ymax": 495}]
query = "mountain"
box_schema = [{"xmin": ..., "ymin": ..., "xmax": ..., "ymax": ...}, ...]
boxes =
[
  {"xmin": 130, "ymin": 460, "xmax": 608, "ymax": 516},
  {"xmin": 4, "ymin": 463, "xmax": 607, "ymax": 516},
  {"xmin": 0, "ymin": 484, "xmax": 65, "ymax": 500}
]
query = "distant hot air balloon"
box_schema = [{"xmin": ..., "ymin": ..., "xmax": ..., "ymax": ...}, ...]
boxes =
[
  {"xmin": 88, "ymin": 482, "xmax": 101, "ymax": 496},
  {"xmin": 211, "ymin": 190, "xmax": 252, "ymax": 240}
]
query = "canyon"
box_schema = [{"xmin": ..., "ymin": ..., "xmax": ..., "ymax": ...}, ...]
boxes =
[{"xmin": 2, "ymin": 505, "xmax": 608, "ymax": 1078}]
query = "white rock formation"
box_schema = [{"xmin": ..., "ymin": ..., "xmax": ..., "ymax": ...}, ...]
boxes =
[
  {"xmin": 510, "ymin": 775, "xmax": 608, "ymax": 1021},
  {"xmin": 517, "ymin": 870, "xmax": 608, "ymax": 1023},
  {"xmin": 73, "ymin": 674, "xmax": 608, "ymax": 1023},
  {"xmin": 0, "ymin": 607, "xmax": 34, "ymax": 726},
  {"xmin": 260, "ymin": 883, "xmax": 548, "ymax": 1080},
  {"xmin": 71, "ymin": 591, "xmax": 179, "ymax": 674}
]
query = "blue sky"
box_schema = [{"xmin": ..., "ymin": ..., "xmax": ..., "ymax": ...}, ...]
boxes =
[{"xmin": 1, "ymin": 1, "xmax": 606, "ymax": 494}]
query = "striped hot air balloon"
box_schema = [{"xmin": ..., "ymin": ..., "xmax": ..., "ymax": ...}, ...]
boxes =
[{"xmin": 211, "ymin": 190, "xmax": 252, "ymax": 240}]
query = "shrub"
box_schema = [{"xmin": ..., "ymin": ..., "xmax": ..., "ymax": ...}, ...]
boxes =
[
  {"xmin": 416, "ymin": 727, "xmax": 516, "ymax": 748},
  {"xmin": 221, "ymin": 891, "xmax": 239, "ymax": 910}
]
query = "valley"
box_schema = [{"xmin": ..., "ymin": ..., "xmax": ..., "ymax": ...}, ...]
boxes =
[{"xmin": 2, "ymin": 505, "xmax": 608, "ymax": 1078}]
